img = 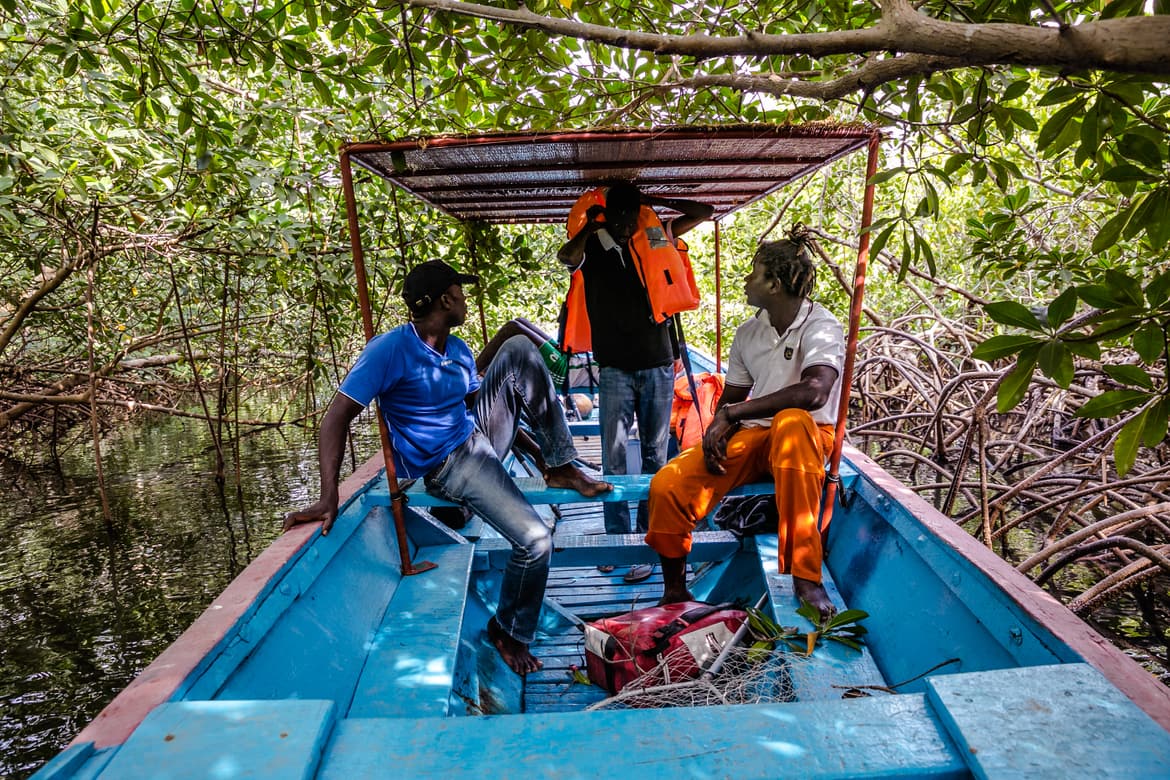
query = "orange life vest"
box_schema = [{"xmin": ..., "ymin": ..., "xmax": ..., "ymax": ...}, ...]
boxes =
[
  {"xmin": 670, "ymin": 372, "xmax": 725, "ymax": 451},
  {"xmin": 560, "ymin": 188, "xmax": 700, "ymax": 353}
]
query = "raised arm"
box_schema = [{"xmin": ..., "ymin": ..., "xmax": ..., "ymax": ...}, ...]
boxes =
[
  {"xmin": 642, "ymin": 194, "xmax": 714, "ymax": 237},
  {"xmin": 556, "ymin": 204, "xmax": 605, "ymax": 268},
  {"xmin": 282, "ymin": 392, "xmax": 364, "ymax": 535}
]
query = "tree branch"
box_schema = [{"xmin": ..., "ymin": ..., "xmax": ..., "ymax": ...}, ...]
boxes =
[{"xmin": 395, "ymin": 0, "xmax": 1170, "ymax": 76}]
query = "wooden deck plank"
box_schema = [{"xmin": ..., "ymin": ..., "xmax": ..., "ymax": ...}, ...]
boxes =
[{"xmin": 320, "ymin": 696, "xmax": 967, "ymax": 779}]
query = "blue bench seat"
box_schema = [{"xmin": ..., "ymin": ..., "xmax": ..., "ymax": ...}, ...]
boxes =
[
  {"xmin": 347, "ymin": 543, "xmax": 475, "ymax": 718},
  {"xmin": 754, "ymin": 534, "xmax": 888, "ymax": 700}
]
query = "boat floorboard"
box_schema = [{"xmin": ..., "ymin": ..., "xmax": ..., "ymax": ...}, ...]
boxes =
[{"xmin": 528, "ymin": 562, "xmax": 698, "ymax": 714}]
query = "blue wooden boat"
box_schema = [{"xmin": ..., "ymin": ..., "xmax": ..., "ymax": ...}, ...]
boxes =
[
  {"xmin": 34, "ymin": 127, "xmax": 1170, "ymax": 777},
  {"xmin": 33, "ymin": 444, "xmax": 1170, "ymax": 778}
]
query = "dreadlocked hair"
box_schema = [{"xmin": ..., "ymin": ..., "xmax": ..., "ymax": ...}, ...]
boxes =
[{"xmin": 755, "ymin": 225, "xmax": 817, "ymax": 299}]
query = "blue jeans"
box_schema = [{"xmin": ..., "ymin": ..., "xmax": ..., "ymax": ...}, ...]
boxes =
[
  {"xmin": 599, "ymin": 364, "xmax": 674, "ymax": 535},
  {"xmin": 424, "ymin": 336, "xmax": 578, "ymax": 643}
]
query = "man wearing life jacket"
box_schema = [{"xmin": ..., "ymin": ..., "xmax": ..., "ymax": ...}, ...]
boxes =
[
  {"xmin": 557, "ymin": 183, "xmax": 712, "ymax": 583},
  {"xmin": 645, "ymin": 236, "xmax": 846, "ymax": 620}
]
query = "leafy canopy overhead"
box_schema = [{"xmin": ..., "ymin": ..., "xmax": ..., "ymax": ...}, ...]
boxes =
[{"xmin": 0, "ymin": 0, "xmax": 1168, "ymax": 467}]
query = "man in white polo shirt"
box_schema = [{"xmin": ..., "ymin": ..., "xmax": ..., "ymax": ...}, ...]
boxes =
[{"xmin": 645, "ymin": 235, "xmax": 845, "ymax": 619}]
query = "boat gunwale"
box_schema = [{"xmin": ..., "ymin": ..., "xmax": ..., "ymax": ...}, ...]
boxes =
[
  {"xmin": 68, "ymin": 456, "xmax": 386, "ymax": 750},
  {"xmin": 842, "ymin": 443, "xmax": 1170, "ymax": 731}
]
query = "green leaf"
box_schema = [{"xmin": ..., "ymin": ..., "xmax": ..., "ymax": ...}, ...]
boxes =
[
  {"xmin": 1038, "ymin": 341, "xmax": 1074, "ymax": 388},
  {"xmin": 869, "ymin": 223, "xmax": 896, "ymax": 261},
  {"xmin": 1078, "ymin": 283, "xmax": 1124, "ymax": 309},
  {"xmin": 1114, "ymin": 411, "xmax": 1145, "ymax": 477},
  {"xmin": 985, "ymin": 300, "xmax": 1043, "ymax": 331},
  {"xmin": 1102, "ymin": 163, "xmax": 1156, "ymax": 183},
  {"xmin": 1064, "ymin": 339, "xmax": 1102, "ymax": 360},
  {"xmin": 869, "ymin": 167, "xmax": 906, "ymax": 185},
  {"xmin": 1144, "ymin": 398, "xmax": 1170, "ymax": 448},
  {"xmin": 1037, "ymin": 85, "xmax": 1081, "ymax": 106},
  {"xmin": 1000, "ymin": 79, "xmax": 1030, "ymax": 102},
  {"xmin": 1132, "ymin": 322, "xmax": 1165, "ymax": 363},
  {"xmin": 997, "ymin": 351, "xmax": 1038, "ymax": 413},
  {"xmin": 827, "ymin": 608, "xmax": 869, "ymax": 626},
  {"xmin": 1117, "ymin": 132, "xmax": 1164, "ymax": 169},
  {"xmin": 1091, "ymin": 210, "xmax": 1126, "ymax": 255},
  {"xmin": 943, "ymin": 154, "xmax": 972, "ymax": 176},
  {"xmin": 1075, "ymin": 389, "xmax": 1148, "ymax": 418},
  {"xmin": 1105, "ymin": 269, "xmax": 1145, "ymax": 306},
  {"xmin": 1102, "ymin": 364, "xmax": 1154, "ymax": 390},
  {"xmin": 972, "ymin": 334, "xmax": 1041, "ymax": 361},
  {"xmin": 1046, "ymin": 287, "xmax": 1078, "ymax": 329},
  {"xmin": 1143, "ymin": 187, "xmax": 1170, "ymax": 251},
  {"xmin": 1036, "ymin": 100, "xmax": 1083, "ymax": 155},
  {"xmin": 1147, "ymin": 270, "xmax": 1170, "ymax": 307}
]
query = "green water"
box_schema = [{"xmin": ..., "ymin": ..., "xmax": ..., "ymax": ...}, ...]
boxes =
[{"xmin": 0, "ymin": 407, "xmax": 379, "ymax": 778}]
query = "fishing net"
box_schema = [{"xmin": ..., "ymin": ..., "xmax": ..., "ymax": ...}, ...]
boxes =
[{"xmin": 585, "ymin": 641, "xmax": 816, "ymax": 711}]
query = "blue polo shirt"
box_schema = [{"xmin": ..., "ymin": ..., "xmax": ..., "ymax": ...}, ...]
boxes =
[{"xmin": 339, "ymin": 323, "xmax": 480, "ymax": 479}]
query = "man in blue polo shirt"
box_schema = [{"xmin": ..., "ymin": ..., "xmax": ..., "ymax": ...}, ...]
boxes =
[{"xmin": 284, "ymin": 260, "xmax": 611, "ymax": 675}]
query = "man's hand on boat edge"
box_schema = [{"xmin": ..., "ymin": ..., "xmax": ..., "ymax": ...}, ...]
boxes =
[{"xmin": 283, "ymin": 500, "xmax": 339, "ymax": 535}]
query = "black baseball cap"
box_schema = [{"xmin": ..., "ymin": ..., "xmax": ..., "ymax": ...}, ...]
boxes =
[{"xmin": 402, "ymin": 260, "xmax": 479, "ymax": 310}]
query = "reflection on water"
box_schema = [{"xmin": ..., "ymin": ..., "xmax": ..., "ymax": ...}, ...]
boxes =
[{"xmin": 0, "ymin": 406, "xmax": 380, "ymax": 778}]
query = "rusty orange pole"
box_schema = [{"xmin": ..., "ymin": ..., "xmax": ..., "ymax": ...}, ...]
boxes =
[
  {"xmin": 714, "ymin": 220, "xmax": 723, "ymax": 373},
  {"xmin": 340, "ymin": 148, "xmax": 435, "ymax": 576},
  {"xmin": 821, "ymin": 132, "xmax": 881, "ymax": 532}
]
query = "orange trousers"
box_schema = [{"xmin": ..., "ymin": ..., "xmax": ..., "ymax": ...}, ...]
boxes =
[{"xmin": 645, "ymin": 408, "xmax": 835, "ymax": 582}]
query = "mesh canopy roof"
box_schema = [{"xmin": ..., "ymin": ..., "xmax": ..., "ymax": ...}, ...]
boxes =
[{"xmin": 345, "ymin": 124, "xmax": 877, "ymax": 224}]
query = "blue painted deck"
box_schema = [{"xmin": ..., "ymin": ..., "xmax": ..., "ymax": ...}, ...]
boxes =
[{"xmin": 33, "ymin": 433, "xmax": 1170, "ymax": 779}]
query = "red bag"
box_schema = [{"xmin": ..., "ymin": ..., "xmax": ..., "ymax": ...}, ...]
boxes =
[{"xmin": 583, "ymin": 601, "xmax": 748, "ymax": 694}]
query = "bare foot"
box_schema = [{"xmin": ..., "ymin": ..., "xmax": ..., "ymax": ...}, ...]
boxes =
[
  {"xmin": 544, "ymin": 463, "xmax": 613, "ymax": 498},
  {"xmin": 487, "ymin": 616, "xmax": 543, "ymax": 675},
  {"xmin": 657, "ymin": 588, "xmax": 696, "ymax": 606},
  {"xmin": 794, "ymin": 576, "xmax": 837, "ymax": 622}
]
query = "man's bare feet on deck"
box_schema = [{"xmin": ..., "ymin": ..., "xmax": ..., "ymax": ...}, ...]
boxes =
[
  {"xmin": 794, "ymin": 576, "xmax": 837, "ymax": 622},
  {"xmin": 543, "ymin": 463, "xmax": 613, "ymax": 498},
  {"xmin": 657, "ymin": 588, "xmax": 696, "ymax": 606},
  {"xmin": 487, "ymin": 616, "xmax": 543, "ymax": 675}
]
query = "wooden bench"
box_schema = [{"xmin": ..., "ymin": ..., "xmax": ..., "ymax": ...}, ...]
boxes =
[
  {"xmin": 93, "ymin": 699, "xmax": 335, "ymax": 779},
  {"xmin": 754, "ymin": 534, "xmax": 887, "ymax": 700},
  {"xmin": 346, "ymin": 543, "xmax": 475, "ymax": 719},
  {"xmin": 372, "ymin": 473, "xmax": 777, "ymax": 508},
  {"xmin": 321, "ymin": 694, "xmax": 966, "ymax": 778}
]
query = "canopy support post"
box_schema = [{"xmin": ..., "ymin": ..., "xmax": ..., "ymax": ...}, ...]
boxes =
[
  {"xmin": 340, "ymin": 148, "xmax": 436, "ymax": 577},
  {"xmin": 822, "ymin": 132, "xmax": 881, "ymax": 531},
  {"xmin": 714, "ymin": 220, "xmax": 723, "ymax": 373}
]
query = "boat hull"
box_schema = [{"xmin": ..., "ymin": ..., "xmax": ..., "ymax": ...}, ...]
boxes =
[{"xmin": 34, "ymin": 445, "xmax": 1170, "ymax": 778}]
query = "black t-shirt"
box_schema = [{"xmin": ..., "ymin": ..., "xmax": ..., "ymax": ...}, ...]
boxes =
[{"xmin": 579, "ymin": 232, "xmax": 674, "ymax": 370}]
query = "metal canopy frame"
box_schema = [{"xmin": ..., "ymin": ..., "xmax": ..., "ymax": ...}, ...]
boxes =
[
  {"xmin": 337, "ymin": 124, "xmax": 881, "ymax": 575},
  {"xmin": 343, "ymin": 124, "xmax": 875, "ymax": 225}
]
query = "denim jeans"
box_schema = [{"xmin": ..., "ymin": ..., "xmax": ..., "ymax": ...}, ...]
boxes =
[
  {"xmin": 424, "ymin": 336, "xmax": 578, "ymax": 643},
  {"xmin": 598, "ymin": 364, "xmax": 674, "ymax": 535}
]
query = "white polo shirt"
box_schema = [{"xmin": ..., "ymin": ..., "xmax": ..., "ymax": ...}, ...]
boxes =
[{"xmin": 725, "ymin": 300, "xmax": 845, "ymax": 427}]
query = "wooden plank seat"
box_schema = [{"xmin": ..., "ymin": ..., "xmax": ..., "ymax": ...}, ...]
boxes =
[
  {"xmin": 347, "ymin": 543, "xmax": 475, "ymax": 719},
  {"xmin": 95, "ymin": 699, "xmax": 336, "ymax": 779},
  {"xmin": 754, "ymin": 535, "xmax": 887, "ymax": 701},
  {"xmin": 370, "ymin": 473, "xmax": 779, "ymax": 508},
  {"xmin": 925, "ymin": 663, "xmax": 1170, "ymax": 777},
  {"xmin": 320, "ymin": 695, "xmax": 967, "ymax": 779}
]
